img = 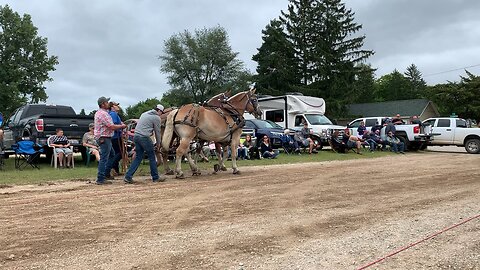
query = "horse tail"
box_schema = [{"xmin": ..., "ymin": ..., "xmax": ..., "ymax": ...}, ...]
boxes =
[{"xmin": 162, "ymin": 109, "xmax": 178, "ymax": 152}]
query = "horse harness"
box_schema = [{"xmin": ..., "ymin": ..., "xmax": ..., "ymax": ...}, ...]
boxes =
[{"xmin": 173, "ymin": 102, "xmax": 246, "ymax": 144}]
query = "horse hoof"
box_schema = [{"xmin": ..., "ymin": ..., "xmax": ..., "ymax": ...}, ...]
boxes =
[
  {"xmin": 175, "ymin": 174, "xmax": 185, "ymax": 179},
  {"xmin": 165, "ymin": 169, "xmax": 175, "ymax": 175},
  {"xmin": 233, "ymin": 169, "xmax": 241, "ymax": 175},
  {"xmin": 192, "ymin": 171, "xmax": 201, "ymax": 176},
  {"xmin": 220, "ymin": 166, "xmax": 227, "ymax": 171}
]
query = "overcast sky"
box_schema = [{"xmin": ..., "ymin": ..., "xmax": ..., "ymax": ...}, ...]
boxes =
[{"xmin": 2, "ymin": 0, "xmax": 480, "ymax": 113}]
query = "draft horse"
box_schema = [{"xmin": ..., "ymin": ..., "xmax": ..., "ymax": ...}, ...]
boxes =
[
  {"xmin": 162, "ymin": 89, "xmax": 261, "ymax": 178},
  {"xmin": 156, "ymin": 90, "xmax": 232, "ymax": 175}
]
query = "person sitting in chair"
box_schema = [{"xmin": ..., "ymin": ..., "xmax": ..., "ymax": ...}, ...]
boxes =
[
  {"xmin": 342, "ymin": 129, "xmax": 362, "ymax": 154},
  {"xmin": 49, "ymin": 128, "xmax": 73, "ymax": 168},
  {"xmin": 282, "ymin": 129, "xmax": 300, "ymax": 154},
  {"xmin": 82, "ymin": 123, "xmax": 100, "ymax": 162},
  {"xmin": 243, "ymin": 134, "xmax": 259, "ymax": 159},
  {"xmin": 386, "ymin": 131, "xmax": 405, "ymax": 154},
  {"xmin": 295, "ymin": 122, "xmax": 317, "ymax": 154},
  {"xmin": 330, "ymin": 130, "xmax": 347, "ymax": 153}
]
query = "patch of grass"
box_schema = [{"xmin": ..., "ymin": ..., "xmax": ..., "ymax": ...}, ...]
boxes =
[{"xmin": 0, "ymin": 149, "xmax": 394, "ymax": 185}]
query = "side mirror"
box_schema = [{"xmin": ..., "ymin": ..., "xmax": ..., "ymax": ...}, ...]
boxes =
[{"xmin": 8, "ymin": 121, "xmax": 14, "ymax": 129}]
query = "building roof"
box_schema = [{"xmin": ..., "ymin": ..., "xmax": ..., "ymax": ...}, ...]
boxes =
[{"xmin": 348, "ymin": 99, "xmax": 437, "ymax": 117}]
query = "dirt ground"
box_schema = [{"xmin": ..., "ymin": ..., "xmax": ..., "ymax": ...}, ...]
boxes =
[{"xmin": 0, "ymin": 150, "xmax": 479, "ymax": 270}]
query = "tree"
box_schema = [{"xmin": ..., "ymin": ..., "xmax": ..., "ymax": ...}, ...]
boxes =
[
  {"xmin": 159, "ymin": 26, "xmax": 247, "ymax": 104},
  {"xmin": 374, "ymin": 69, "xmax": 411, "ymax": 101},
  {"xmin": 252, "ymin": 19, "xmax": 299, "ymax": 96},
  {"xmin": 0, "ymin": 5, "xmax": 58, "ymax": 116},
  {"xmin": 349, "ymin": 63, "xmax": 376, "ymax": 103},
  {"xmin": 404, "ymin": 64, "xmax": 427, "ymax": 98},
  {"xmin": 125, "ymin": 98, "xmax": 162, "ymax": 119},
  {"xmin": 425, "ymin": 71, "xmax": 480, "ymax": 120},
  {"xmin": 252, "ymin": 0, "xmax": 373, "ymax": 116},
  {"xmin": 79, "ymin": 109, "xmax": 86, "ymax": 116}
]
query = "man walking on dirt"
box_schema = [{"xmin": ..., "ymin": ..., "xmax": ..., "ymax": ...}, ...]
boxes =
[
  {"xmin": 124, "ymin": 105, "xmax": 166, "ymax": 184},
  {"xmin": 94, "ymin": 97, "xmax": 126, "ymax": 185}
]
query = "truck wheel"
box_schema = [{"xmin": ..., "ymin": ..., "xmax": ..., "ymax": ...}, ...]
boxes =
[
  {"xmin": 419, "ymin": 143, "xmax": 428, "ymax": 150},
  {"xmin": 464, "ymin": 138, "xmax": 480, "ymax": 154},
  {"xmin": 409, "ymin": 143, "xmax": 420, "ymax": 151}
]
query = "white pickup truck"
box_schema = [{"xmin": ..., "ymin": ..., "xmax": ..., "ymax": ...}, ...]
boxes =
[
  {"xmin": 347, "ymin": 117, "xmax": 433, "ymax": 151},
  {"xmin": 422, "ymin": 117, "xmax": 480, "ymax": 154}
]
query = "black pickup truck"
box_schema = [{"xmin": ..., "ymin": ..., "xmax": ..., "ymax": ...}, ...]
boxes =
[{"xmin": 2, "ymin": 104, "xmax": 93, "ymax": 158}]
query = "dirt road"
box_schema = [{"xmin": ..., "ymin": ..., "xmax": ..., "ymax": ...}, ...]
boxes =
[{"xmin": 0, "ymin": 152, "xmax": 479, "ymax": 269}]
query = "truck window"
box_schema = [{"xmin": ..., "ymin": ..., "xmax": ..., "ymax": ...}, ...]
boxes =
[
  {"xmin": 13, "ymin": 107, "xmax": 24, "ymax": 123},
  {"xmin": 437, "ymin": 119, "xmax": 450, "ymax": 127},
  {"xmin": 349, "ymin": 120, "xmax": 362, "ymax": 128},
  {"xmin": 365, "ymin": 119, "xmax": 377, "ymax": 127},
  {"xmin": 423, "ymin": 119, "xmax": 436, "ymax": 127},
  {"xmin": 456, "ymin": 119, "xmax": 467, "ymax": 128},
  {"xmin": 265, "ymin": 110, "xmax": 284, "ymax": 123},
  {"xmin": 295, "ymin": 116, "xmax": 306, "ymax": 127}
]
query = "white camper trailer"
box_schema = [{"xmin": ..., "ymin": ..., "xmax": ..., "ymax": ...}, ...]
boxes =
[{"xmin": 257, "ymin": 95, "xmax": 345, "ymax": 147}]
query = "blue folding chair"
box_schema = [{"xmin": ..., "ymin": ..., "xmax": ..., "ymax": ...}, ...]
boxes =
[{"xmin": 12, "ymin": 140, "xmax": 44, "ymax": 170}]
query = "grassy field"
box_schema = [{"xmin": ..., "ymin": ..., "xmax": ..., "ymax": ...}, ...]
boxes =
[{"xmin": 0, "ymin": 149, "xmax": 394, "ymax": 185}]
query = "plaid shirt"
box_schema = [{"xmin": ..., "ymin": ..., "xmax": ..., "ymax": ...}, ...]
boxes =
[{"xmin": 94, "ymin": 108, "xmax": 114, "ymax": 139}]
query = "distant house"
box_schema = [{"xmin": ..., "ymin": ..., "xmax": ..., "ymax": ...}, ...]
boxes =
[{"xmin": 347, "ymin": 99, "xmax": 440, "ymax": 122}]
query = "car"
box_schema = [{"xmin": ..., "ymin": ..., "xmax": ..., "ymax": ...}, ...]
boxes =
[{"xmin": 244, "ymin": 119, "xmax": 285, "ymax": 148}]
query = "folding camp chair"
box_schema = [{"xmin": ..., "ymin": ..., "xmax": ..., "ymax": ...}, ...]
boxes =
[{"xmin": 12, "ymin": 140, "xmax": 44, "ymax": 170}]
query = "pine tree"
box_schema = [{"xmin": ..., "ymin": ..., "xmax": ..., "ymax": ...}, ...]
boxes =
[
  {"xmin": 252, "ymin": 19, "xmax": 299, "ymax": 96},
  {"xmin": 404, "ymin": 64, "xmax": 427, "ymax": 98}
]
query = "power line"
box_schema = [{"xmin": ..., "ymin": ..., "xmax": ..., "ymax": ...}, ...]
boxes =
[{"xmin": 424, "ymin": 63, "xmax": 480, "ymax": 77}]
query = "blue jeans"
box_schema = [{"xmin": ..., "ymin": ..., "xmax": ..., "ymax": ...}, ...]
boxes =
[
  {"xmin": 97, "ymin": 137, "xmax": 114, "ymax": 183},
  {"xmin": 391, "ymin": 142, "xmax": 405, "ymax": 152},
  {"xmin": 263, "ymin": 150, "xmax": 279, "ymax": 159},
  {"xmin": 125, "ymin": 135, "xmax": 159, "ymax": 181},
  {"xmin": 110, "ymin": 137, "xmax": 122, "ymax": 173},
  {"xmin": 365, "ymin": 139, "xmax": 377, "ymax": 151}
]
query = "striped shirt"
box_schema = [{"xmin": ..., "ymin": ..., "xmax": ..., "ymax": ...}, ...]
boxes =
[
  {"xmin": 94, "ymin": 108, "xmax": 114, "ymax": 139},
  {"xmin": 49, "ymin": 135, "xmax": 69, "ymax": 145}
]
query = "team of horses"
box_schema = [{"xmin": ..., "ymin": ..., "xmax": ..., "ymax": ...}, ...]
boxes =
[{"xmin": 156, "ymin": 88, "xmax": 261, "ymax": 179}]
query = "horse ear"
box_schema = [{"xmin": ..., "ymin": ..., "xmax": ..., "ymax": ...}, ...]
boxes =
[
  {"xmin": 250, "ymin": 88, "xmax": 256, "ymax": 94},
  {"xmin": 225, "ymin": 89, "xmax": 232, "ymax": 97}
]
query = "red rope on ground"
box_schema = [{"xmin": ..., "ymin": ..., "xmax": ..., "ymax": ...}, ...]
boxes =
[{"xmin": 357, "ymin": 213, "xmax": 480, "ymax": 270}]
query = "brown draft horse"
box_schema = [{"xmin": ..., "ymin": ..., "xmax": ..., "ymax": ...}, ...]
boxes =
[
  {"xmin": 162, "ymin": 89, "xmax": 261, "ymax": 178},
  {"xmin": 156, "ymin": 90, "xmax": 232, "ymax": 175}
]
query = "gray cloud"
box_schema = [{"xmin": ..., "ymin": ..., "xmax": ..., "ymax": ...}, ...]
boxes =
[{"xmin": 1, "ymin": 0, "xmax": 479, "ymax": 113}]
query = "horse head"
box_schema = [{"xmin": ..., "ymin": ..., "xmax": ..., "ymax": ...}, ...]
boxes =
[{"xmin": 245, "ymin": 88, "xmax": 262, "ymax": 118}]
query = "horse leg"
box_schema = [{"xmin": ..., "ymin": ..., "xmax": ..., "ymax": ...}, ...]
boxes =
[
  {"xmin": 175, "ymin": 138, "xmax": 190, "ymax": 179},
  {"xmin": 186, "ymin": 152, "xmax": 201, "ymax": 176},
  {"xmin": 231, "ymin": 141, "xmax": 240, "ymax": 174},
  {"xmin": 215, "ymin": 143, "xmax": 227, "ymax": 171},
  {"xmin": 161, "ymin": 150, "xmax": 174, "ymax": 175}
]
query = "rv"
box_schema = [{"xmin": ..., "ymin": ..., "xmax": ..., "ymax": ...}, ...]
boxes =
[{"xmin": 254, "ymin": 95, "xmax": 345, "ymax": 148}]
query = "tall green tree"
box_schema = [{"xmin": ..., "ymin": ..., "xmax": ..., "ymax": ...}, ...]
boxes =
[
  {"xmin": 252, "ymin": 19, "xmax": 299, "ymax": 96},
  {"xmin": 404, "ymin": 64, "xmax": 427, "ymax": 98},
  {"xmin": 253, "ymin": 0, "xmax": 373, "ymax": 116},
  {"xmin": 79, "ymin": 109, "xmax": 86, "ymax": 115},
  {"xmin": 349, "ymin": 63, "xmax": 376, "ymax": 103},
  {"xmin": 374, "ymin": 69, "xmax": 411, "ymax": 101},
  {"xmin": 0, "ymin": 5, "xmax": 58, "ymax": 116},
  {"xmin": 159, "ymin": 26, "xmax": 247, "ymax": 104}
]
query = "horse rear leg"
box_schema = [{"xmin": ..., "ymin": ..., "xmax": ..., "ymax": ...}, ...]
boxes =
[{"xmin": 175, "ymin": 138, "xmax": 191, "ymax": 179}]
